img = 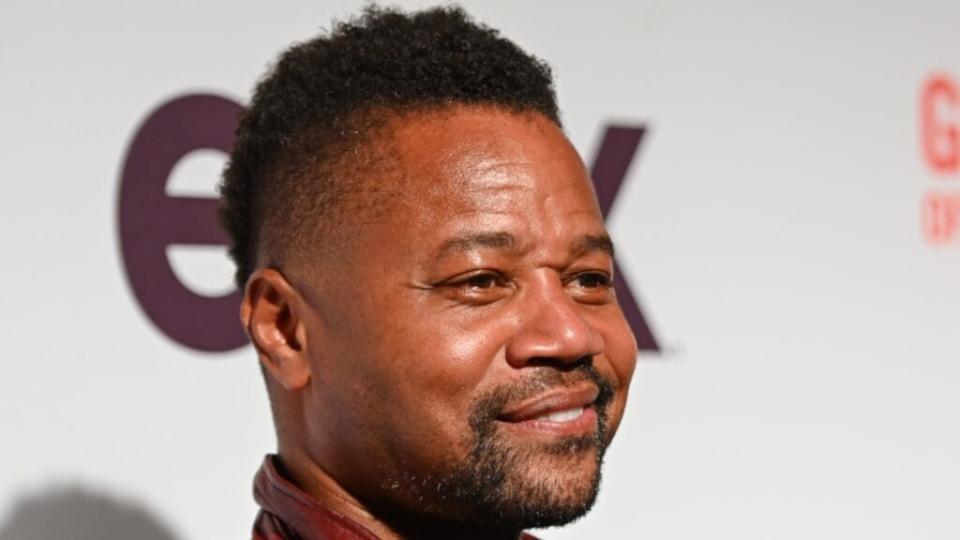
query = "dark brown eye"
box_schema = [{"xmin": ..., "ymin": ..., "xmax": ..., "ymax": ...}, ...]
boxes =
[
  {"xmin": 573, "ymin": 272, "xmax": 611, "ymax": 289},
  {"xmin": 566, "ymin": 271, "xmax": 614, "ymax": 305},
  {"xmin": 438, "ymin": 271, "xmax": 512, "ymax": 305},
  {"xmin": 462, "ymin": 273, "xmax": 501, "ymax": 290}
]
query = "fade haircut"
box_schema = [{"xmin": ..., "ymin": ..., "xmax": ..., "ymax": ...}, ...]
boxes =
[{"xmin": 219, "ymin": 5, "xmax": 561, "ymax": 287}]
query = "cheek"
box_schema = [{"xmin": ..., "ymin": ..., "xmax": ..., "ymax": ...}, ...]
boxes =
[
  {"xmin": 354, "ymin": 311, "xmax": 516, "ymax": 468},
  {"xmin": 384, "ymin": 313, "xmax": 510, "ymax": 407},
  {"xmin": 607, "ymin": 319, "xmax": 638, "ymax": 391},
  {"xmin": 594, "ymin": 310, "xmax": 638, "ymax": 432}
]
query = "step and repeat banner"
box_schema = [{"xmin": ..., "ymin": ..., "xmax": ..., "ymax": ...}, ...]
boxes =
[{"xmin": 1, "ymin": 1, "xmax": 958, "ymax": 538}]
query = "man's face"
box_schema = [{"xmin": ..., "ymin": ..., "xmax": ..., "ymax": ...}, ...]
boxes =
[{"xmin": 293, "ymin": 106, "xmax": 637, "ymax": 529}]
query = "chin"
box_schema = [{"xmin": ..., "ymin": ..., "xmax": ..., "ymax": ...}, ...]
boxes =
[
  {"xmin": 424, "ymin": 430, "xmax": 606, "ymax": 531},
  {"xmin": 498, "ymin": 439, "xmax": 604, "ymax": 528}
]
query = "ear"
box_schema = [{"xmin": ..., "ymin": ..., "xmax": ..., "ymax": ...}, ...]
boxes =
[{"xmin": 240, "ymin": 268, "xmax": 311, "ymax": 391}]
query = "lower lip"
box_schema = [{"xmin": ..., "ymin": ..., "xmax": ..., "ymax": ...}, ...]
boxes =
[{"xmin": 497, "ymin": 406, "xmax": 599, "ymax": 436}]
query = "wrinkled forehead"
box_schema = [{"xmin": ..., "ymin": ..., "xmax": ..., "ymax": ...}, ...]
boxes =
[{"xmin": 375, "ymin": 105, "xmax": 599, "ymax": 215}]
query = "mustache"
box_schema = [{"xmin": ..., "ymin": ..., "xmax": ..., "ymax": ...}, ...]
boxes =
[{"xmin": 468, "ymin": 359, "xmax": 615, "ymax": 436}]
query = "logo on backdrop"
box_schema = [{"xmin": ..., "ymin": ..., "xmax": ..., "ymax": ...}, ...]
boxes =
[
  {"xmin": 919, "ymin": 73, "xmax": 960, "ymax": 245},
  {"xmin": 118, "ymin": 95, "xmax": 246, "ymax": 352},
  {"xmin": 118, "ymin": 94, "xmax": 660, "ymax": 354}
]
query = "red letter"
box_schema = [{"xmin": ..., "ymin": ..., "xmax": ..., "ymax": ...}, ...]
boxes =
[
  {"xmin": 921, "ymin": 192, "xmax": 960, "ymax": 245},
  {"xmin": 920, "ymin": 75, "xmax": 959, "ymax": 174}
]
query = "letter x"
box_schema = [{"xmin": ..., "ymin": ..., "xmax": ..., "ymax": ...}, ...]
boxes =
[{"xmin": 590, "ymin": 125, "xmax": 659, "ymax": 352}]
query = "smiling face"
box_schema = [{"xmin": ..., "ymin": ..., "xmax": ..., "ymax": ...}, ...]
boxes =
[{"xmin": 282, "ymin": 106, "xmax": 637, "ymax": 531}]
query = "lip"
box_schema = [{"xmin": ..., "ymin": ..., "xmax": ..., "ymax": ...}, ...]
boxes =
[{"xmin": 496, "ymin": 383, "xmax": 600, "ymax": 423}]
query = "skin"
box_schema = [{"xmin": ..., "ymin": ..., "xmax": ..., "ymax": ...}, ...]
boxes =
[{"xmin": 241, "ymin": 106, "xmax": 638, "ymax": 539}]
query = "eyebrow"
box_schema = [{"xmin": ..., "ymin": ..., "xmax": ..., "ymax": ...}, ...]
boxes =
[
  {"xmin": 434, "ymin": 232, "xmax": 521, "ymax": 260},
  {"xmin": 433, "ymin": 232, "xmax": 615, "ymax": 260},
  {"xmin": 570, "ymin": 234, "xmax": 615, "ymax": 258}
]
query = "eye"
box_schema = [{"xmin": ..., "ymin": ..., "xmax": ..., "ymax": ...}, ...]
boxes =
[
  {"xmin": 571, "ymin": 271, "xmax": 612, "ymax": 289},
  {"xmin": 461, "ymin": 273, "xmax": 503, "ymax": 290},
  {"xmin": 441, "ymin": 270, "xmax": 512, "ymax": 304},
  {"xmin": 566, "ymin": 271, "xmax": 614, "ymax": 304}
]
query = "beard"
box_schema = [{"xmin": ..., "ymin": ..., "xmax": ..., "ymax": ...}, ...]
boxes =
[{"xmin": 413, "ymin": 361, "xmax": 617, "ymax": 531}]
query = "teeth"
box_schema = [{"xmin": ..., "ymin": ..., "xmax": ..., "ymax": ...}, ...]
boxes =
[{"xmin": 537, "ymin": 407, "xmax": 585, "ymax": 423}]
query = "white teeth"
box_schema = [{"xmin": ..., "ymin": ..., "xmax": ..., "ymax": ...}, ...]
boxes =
[{"xmin": 538, "ymin": 407, "xmax": 585, "ymax": 423}]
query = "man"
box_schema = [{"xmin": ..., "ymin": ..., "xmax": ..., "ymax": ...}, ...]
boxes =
[{"xmin": 219, "ymin": 5, "xmax": 638, "ymax": 539}]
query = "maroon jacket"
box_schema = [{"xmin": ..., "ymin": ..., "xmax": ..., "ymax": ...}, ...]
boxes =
[
  {"xmin": 252, "ymin": 456, "xmax": 379, "ymax": 540},
  {"xmin": 251, "ymin": 455, "xmax": 539, "ymax": 540}
]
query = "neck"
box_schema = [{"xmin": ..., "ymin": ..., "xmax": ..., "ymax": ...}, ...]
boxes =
[
  {"xmin": 364, "ymin": 499, "xmax": 526, "ymax": 540},
  {"xmin": 275, "ymin": 449, "xmax": 526, "ymax": 540}
]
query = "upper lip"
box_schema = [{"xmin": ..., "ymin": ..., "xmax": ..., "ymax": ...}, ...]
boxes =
[{"xmin": 496, "ymin": 383, "xmax": 599, "ymax": 422}]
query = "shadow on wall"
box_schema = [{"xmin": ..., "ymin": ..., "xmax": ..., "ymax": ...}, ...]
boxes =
[{"xmin": 0, "ymin": 486, "xmax": 180, "ymax": 540}]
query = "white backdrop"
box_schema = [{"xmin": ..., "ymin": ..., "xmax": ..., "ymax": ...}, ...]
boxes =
[{"xmin": 2, "ymin": 1, "xmax": 959, "ymax": 538}]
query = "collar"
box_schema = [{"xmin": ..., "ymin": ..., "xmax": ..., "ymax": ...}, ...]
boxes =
[
  {"xmin": 252, "ymin": 454, "xmax": 541, "ymax": 540},
  {"xmin": 253, "ymin": 455, "xmax": 380, "ymax": 540}
]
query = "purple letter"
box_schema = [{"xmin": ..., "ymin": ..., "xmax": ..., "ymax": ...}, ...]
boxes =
[
  {"xmin": 590, "ymin": 125, "xmax": 660, "ymax": 352},
  {"xmin": 118, "ymin": 94, "xmax": 247, "ymax": 352}
]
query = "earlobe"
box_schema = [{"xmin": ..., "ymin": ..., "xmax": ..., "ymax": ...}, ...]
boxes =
[{"xmin": 240, "ymin": 268, "xmax": 312, "ymax": 391}]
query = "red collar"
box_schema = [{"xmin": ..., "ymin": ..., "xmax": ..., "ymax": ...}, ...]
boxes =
[
  {"xmin": 252, "ymin": 455, "xmax": 541, "ymax": 540},
  {"xmin": 253, "ymin": 455, "xmax": 380, "ymax": 540}
]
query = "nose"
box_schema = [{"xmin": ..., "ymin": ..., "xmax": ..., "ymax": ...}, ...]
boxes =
[{"xmin": 504, "ymin": 276, "xmax": 604, "ymax": 368}]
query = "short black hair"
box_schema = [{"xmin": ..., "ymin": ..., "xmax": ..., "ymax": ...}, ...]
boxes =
[{"xmin": 219, "ymin": 5, "xmax": 561, "ymax": 288}]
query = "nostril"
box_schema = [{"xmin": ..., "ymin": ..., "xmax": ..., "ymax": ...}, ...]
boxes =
[
  {"xmin": 504, "ymin": 294, "xmax": 604, "ymax": 367},
  {"xmin": 525, "ymin": 355, "xmax": 594, "ymax": 371}
]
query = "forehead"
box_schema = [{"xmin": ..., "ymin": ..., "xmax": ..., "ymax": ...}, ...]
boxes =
[
  {"xmin": 379, "ymin": 106, "xmax": 600, "ymax": 219},
  {"xmin": 291, "ymin": 105, "xmax": 607, "ymax": 284}
]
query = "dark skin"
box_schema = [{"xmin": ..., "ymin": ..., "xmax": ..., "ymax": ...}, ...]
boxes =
[{"xmin": 241, "ymin": 106, "xmax": 638, "ymax": 539}]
